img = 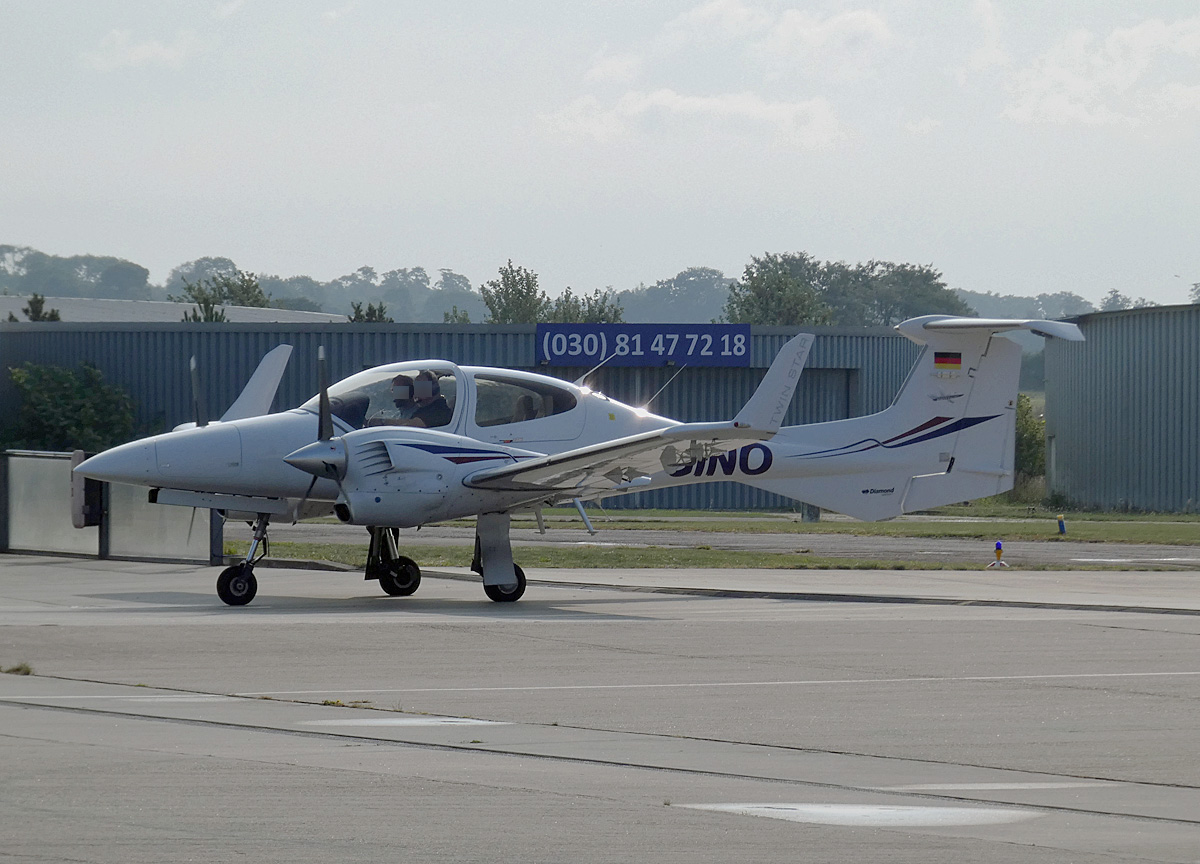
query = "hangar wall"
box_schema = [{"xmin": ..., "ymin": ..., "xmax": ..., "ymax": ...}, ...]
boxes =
[
  {"xmin": 0, "ymin": 322, "xmax": 919, "ymax": 510},
  {"xmin": 1045, "ymin": 305, "xmax": 1199, "ymax": 512}
]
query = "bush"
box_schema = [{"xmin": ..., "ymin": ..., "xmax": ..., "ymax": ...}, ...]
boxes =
[
  {"xmin": 1014, "ymin": 392, "xmax": 1045, "ymax": 477},
  {"xmin": 6, "ymin": 362, "xmax": 135, "ymax": 452}
]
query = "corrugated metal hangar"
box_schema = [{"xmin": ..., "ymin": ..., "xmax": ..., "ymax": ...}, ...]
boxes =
[
  {"xmin": 1045, "ymin": 304, "xmax": 1199, "ymax": 513},
  {"xmin": 0, "ymin": 321, "xmax": 917, "ymax": 509}
]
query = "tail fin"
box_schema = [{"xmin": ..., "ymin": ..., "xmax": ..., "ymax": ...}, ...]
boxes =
[
  {"xmin": 220, "ymin": 344, "xmax": 294, "ymax": 422},
  {"xmin": 744, "ymin": 316, "xmax": 1082, "ymax": 520}
]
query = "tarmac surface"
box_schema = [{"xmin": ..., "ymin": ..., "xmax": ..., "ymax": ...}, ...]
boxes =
[{"xmin": 2, "ymin": 554, "xmax": 1200, "ymax": 862}]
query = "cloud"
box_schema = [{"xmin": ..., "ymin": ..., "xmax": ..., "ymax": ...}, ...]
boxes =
[
  {"xmin": 324, "ymin": 3, "xmax": 356, "ymax": 22},
  {"xmin": 661, "ymin": 0, "xmax": 773, "ymax": 48},
  {"xmin": 1005, "ymin": 16, "xmax": 1200, "ymax": 125},
  {"xmin": 965, "ymin": 0, "xmax": 1009, "ymax": 74},
  {"xmin": 905, "ymin": 116, "xmax": 942, "ymax": 135},
  {"xmin": 585, "ymin": 51, "xmax": 643, "ymax": 85},
  {"xmin": 83, "ymin": 30, "xmax": 202, "ymax": 71},
  {"xmin": 213, "ymin": 1, "xmax": 244, "ymax": 19},
  {"xmin": 760, "ymin": 8, "xmax": 892, "ymax": 60},
  {"xmin": 543, "ymin": 88, "xmax": 842, "ymax": 148}
]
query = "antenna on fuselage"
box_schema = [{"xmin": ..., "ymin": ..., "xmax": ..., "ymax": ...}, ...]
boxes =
[
  {"xmin": 641, "ymin": 363, "xmax": 688, "ymax": 411},
  {"xmin": 572, "ymin": 350, "xmax": 619, "ymax": 389}
]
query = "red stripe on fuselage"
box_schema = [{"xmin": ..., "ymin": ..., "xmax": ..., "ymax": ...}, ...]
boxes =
[{"xmin": 881, "ymin": 416, "xmax": 951, "ymax": 445}]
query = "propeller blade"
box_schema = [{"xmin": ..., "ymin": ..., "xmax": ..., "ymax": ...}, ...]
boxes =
[
  {"xmin": 190, "ymin": 356, "xmax": 209, "ymax": 428},
  {"xmin": 317, "ymin": 345, "xmax": 333, "ymax": 441}
]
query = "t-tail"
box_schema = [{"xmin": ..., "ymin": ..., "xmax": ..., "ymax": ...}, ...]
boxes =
[{"xmin": 730, "ymin": 316, "xmax": 1083, "ymax": 520}]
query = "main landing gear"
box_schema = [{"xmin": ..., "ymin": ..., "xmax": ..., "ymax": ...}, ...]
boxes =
[
  {"xmin": 216, "ymin": 512, "xmax": 268, "ymax": 606},
  {"xmin": 471, "ymin": 534, "xmax": 526, "ymax": 602},
  {"xmin": 366, "ymin": 526, "xmax": 421, "ymax": 597}
]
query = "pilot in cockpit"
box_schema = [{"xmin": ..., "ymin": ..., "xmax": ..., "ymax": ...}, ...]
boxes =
[{"xmin": 368, "ymin": 371, "xmax": 451, "ymax": 428}]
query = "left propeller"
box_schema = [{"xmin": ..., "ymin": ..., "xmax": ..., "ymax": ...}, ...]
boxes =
[
  {"xmin": 190, "ymin": 356, "xmax": 208, "ymax": 428},
  {"xmin": 286, "ymin": 346, "xmax": 348, "ymax": 487}
]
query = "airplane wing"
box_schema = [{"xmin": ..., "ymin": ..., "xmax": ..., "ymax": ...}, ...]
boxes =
[{"xmin": 465, "ymin": 333, "xmax": 814, "ymax": 500}]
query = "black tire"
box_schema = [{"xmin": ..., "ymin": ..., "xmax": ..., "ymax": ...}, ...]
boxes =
[
  {"xmin": 217, "ymin": 564, "xmax": 258, "ymax": 606},
  {"xmin": 483, "ymin": 564, "xmax": 526, "ymax": 603},
  {"xmin": 379, "ymin": 556, "xmax": 421, "ymax": 596}
]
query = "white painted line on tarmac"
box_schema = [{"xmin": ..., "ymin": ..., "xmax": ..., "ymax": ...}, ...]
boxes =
[
  {"xmin": 681, "ymin": 803, "xmax": 1041, "ymax": 827},
  {"xmin": 0, "ymin": 694, "xmax": 238, "ymax": 702},
  {"xmin": 238, "ymin": 669, "xmax": 1200, "ymax": 697},
  {"xmin": 298, "ymin": 717, "xmax": 507, "ymax": 727},
  {"xmin": 880, "ymin": 782, "xmax": 1110, "ymax": 791}
]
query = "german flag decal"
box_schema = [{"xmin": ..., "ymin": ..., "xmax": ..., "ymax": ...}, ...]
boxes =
[{"xmin": 934, "ymin": 352, "xmax": 962, "ymax": 370}]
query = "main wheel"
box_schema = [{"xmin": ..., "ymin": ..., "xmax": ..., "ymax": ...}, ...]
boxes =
[
  {"xmin": 379, "ymin": 556, "xmax": 421, "ymax": 596},
  {"xmin": 217, "ymin": 563, "xmax": 258, "ymax": 606},
  {"xmin": 483, "ymin": 564, "xmax": 526, "ymax": 603}
]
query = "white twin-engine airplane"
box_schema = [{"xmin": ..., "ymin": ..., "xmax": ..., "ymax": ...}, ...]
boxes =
[{"xmin": 75, "ymin": 315, "xmax": 1082, "ymax": 606}]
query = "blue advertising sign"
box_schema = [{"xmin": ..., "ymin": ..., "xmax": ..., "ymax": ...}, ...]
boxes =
[{"xmin": 536, "ymin": 323, "xmax": 752, "ymax": 367}]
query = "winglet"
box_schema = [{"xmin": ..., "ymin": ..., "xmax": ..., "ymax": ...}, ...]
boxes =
[
  {"xmin": 220, "ymin": 344, "xmax": 294, "ymax": 422},
  {"xmin": 731, "ymin": 332, "xmax": 814, "ymax": 434}
]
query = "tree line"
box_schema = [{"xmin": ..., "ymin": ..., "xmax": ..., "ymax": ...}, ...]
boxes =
[{"xmin": 6, "ymin": 242, "xmax": 1180, "ymax": 327}]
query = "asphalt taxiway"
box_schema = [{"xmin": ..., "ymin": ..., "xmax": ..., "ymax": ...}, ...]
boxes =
[{"xmin": 2, "ymin": 555, "xmax": 1199, "ymax": 862}]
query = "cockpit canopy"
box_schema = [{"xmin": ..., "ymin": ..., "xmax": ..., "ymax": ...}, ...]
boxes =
[
  {"xmin": 298, "ymin": 363, "xmax": 583, "ymax": 435},
  {"xmin": 300, "ymin": 364, "xmax": 459, "ymax": 431}
]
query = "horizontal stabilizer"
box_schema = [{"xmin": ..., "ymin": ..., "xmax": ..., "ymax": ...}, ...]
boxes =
[{"xmin": 896, "ymin": 316, "xmax": 1083, "ymax": 344}]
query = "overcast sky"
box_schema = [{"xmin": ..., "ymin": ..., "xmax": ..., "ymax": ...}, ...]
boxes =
[{"xmin": 2, "ymin": 1, "xmax": 1197, "ymax": 305}]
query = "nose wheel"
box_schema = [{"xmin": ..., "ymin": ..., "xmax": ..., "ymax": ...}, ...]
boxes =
[
  {"xmin": 217, "ymin": 512, "xmax": 269, "ymax": 606},
  {"xmin": 217, "ymin": 563, "xmax": 258, "ymax": 606}
]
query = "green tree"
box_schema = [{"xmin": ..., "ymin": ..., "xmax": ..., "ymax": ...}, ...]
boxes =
[
  {"xmin": 271, "ymin": 296, "xmax": 323, "ymax": 312},
  {"xmin": 1099, "ymin": 288, "xmax": 1132, "ymax": 311},
  {"xmin": 481, "ymin": 260, "xmax": 551, "ymax": 324},
  {"xmin": 1189, "ymin": 282, "xmax": 1199, "ymax": 304},
  {"xmin": 6, "ymin": 362, "xmax": 135, "ymax": 451},
  {"xmin": 443, "ymin": 305, "xmax": 471, "ymax": 323},
  {"xmin": 843, "ymin": 261, "xmax": 974, "ymax": 326},
  {"xmin": 723, "ymin": 252, "xmax": 833, "ymax": 325},
  {"xmin": 550, "ymin": 287, "xmax": 624, "ymax": 323},
  {"xmin": 170, "ymin": 270, "xmax": 269, "ymax": 321},
  {"xmin": 6, "ymin": 293, "xmax": 61, "ymax": 322},
  {"xmin": 617, "ymin": 266, "xmax": 732, "ymax": 323},
  {"xmin": 165, "ymin": 257, "xmax": 238, "ymax": 294},
  {"xmin": 347, "ymin": 301, "xmax": 394, "ymax": 323},
  {"xmin": 98, "ymin": 261, "xmax": 151, "ymax": 298},
  {"xmin": 1014, "ymin": 393, "xmax": 1045, "ymax": 477}
]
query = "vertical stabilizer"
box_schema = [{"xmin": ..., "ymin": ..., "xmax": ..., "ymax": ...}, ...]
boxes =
[{"xmin": 740, "ymin": 316, "xmax": 1081, "ymax": 520}]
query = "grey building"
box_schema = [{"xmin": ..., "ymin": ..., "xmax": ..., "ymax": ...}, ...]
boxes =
[
  {"xmin": 1045, "ymin": 304, "xmax": 1199, "ymax": 512},
  {"xmin": 0, "ymin": 322, "xmax": 919, "ymax": 509}
]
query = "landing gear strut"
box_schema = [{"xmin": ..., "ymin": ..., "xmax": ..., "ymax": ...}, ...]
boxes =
[
  {"xmin": 474, "ymin": 513, "xmax": 526, "ymax": 602},
  {"xmin": 366, "ymin": 526, "xmax": 421, "ymax": 597},
  {"xmin": 216, "ymin": 512, "xmax": 268, "ymax": 606}
]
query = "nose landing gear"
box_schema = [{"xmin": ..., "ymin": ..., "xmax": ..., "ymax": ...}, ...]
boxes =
[{"xmin": 216, "ymin": 513, "xmax": 269, "ymax": 606}]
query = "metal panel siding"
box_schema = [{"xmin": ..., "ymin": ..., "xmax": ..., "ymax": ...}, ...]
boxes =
[
  {"xmin": 0, "ymin": 322, "xmax": 917, "ymax": 510},
  {"xmin": 1046, "ymin": 305, "xmax": 1199, "ymax": 512}
]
